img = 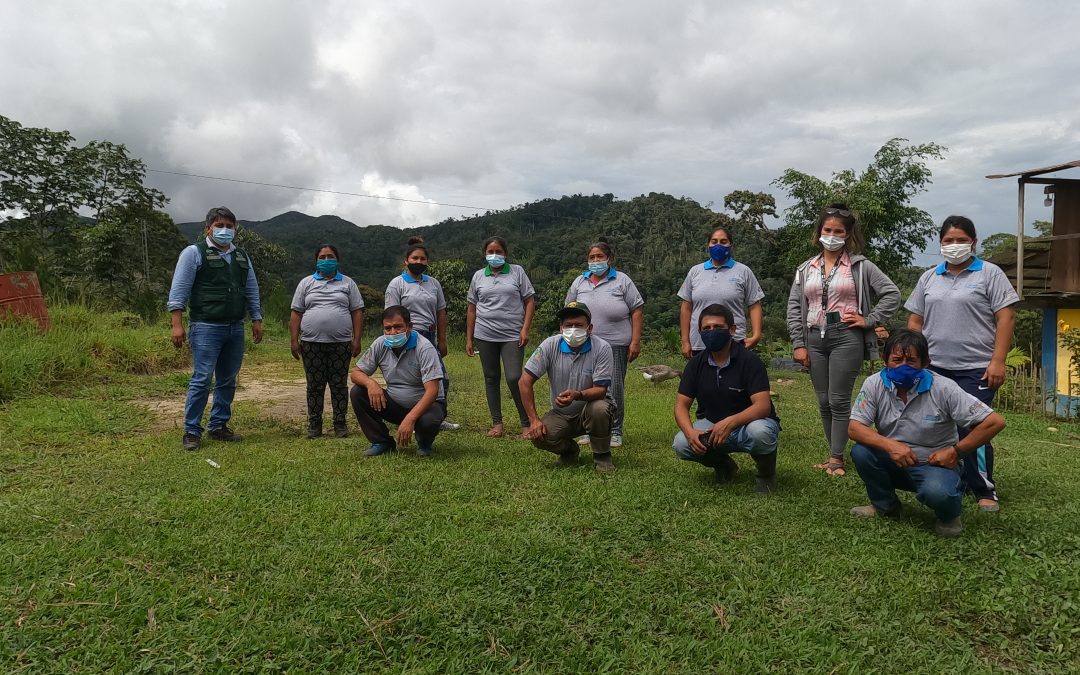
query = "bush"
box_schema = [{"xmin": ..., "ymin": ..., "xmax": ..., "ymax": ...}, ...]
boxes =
[{"xmin": 0, "ymin": 304, "xmax": 189, "ymax": 402}]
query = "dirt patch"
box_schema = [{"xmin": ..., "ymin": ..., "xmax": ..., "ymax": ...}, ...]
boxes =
[{"xmin": 137, "ymin": 368, "xmax": 384, "ymax": 432}]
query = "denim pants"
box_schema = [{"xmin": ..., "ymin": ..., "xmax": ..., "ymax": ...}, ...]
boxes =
[
  {"xmin": 851, "ymin": 443, "xmax": 963, "ymax": 521},
  {"xmin": 184, "ymin": 320, "xmax": 247, "ymax": 436},
  {"xmin": 929, "ymin": 366, "xmax": 998, "ymax": 502},
  {"xmin": 672, "ymin": 417, "xmax": 780, "ymax": 466}
]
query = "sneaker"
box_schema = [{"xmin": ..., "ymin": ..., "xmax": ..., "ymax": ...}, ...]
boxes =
[
  {"xmin": 416, "ymin": 446, "xmax": 433, "ymax": 458},
  {"xmin": 610, "ymin": 434, "xmax": 623, "ymax": 448},
  {"xmin": 593, "ymin": 453, "xmax": 616, "ymax": 475},
  {"xmin": 934, "ymin": 517, "xmax": 964, "ymax": 537},
  {"xmin": 556, "ymin": 446, "xmax": 580, "ymax": 467},
  {"xmin": 333, "ymin": 425, "xmax": 350, "ymax": 438},
  {"xmin": 439, "ymin": 420, "xmax": 461, "ymax": 431},
  {"xmin": 208, "ymin": 426, "xmax": 242, "ymax": 442},
  {"xmin": 978, "ymin": 499, "xmax": 1000, "ymax": 513},
  {"xmin": 182, "ymin": 433, "xmax": 200, "ymax": 451},
  {"xmin": 307, "ymin": 426, "xmax": 323, "ymax": 440},
  {"xmin": 850, "ymin": 503, "xmax": 902, "ymax": 519},
  {"xmin": 575, "ymin": 435, "xmax": 590, "ymax": 446},
  {"xmin": 363, "ymin": 443, "xmax": 395, "ymax": 457}
]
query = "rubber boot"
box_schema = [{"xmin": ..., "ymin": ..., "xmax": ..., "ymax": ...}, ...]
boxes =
[{"xmin": 752, "ymin": 452, "xmax": 777, "ymax": 495}]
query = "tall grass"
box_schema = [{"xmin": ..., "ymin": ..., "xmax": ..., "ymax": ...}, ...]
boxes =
[{"xmin": 0, "ymin": 304, "xmax": 189, "ymax": 402}]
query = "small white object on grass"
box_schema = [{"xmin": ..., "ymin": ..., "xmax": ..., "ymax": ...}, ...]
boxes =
[
  {"xmin": 206, "ymin": 459, "xmax": 221, "ymax": 469},
  {"xmin": 1047, "ymin": 427, "xmax": 1059, "ymax": 433}
]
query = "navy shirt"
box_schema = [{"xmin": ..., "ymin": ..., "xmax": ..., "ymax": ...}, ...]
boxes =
[{"xmin": 678, "ymin": 342, "xmax": 778, "ymax": 423}]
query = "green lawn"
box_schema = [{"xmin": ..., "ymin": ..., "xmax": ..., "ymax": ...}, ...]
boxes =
[{"xmin": 2, "ymin": 333, "xmax": 1079, "ymax": 673}]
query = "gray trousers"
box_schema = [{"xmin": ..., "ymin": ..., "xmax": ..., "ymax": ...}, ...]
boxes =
[
  {"xmin": 530, "ymin": 399, "xmax": 615, "ymax": 456},
  {"xmin": 609, "ymin": 345, "xmax": 629, "ymax": 436},
  {"xmin": 807, "ymin": 325, "xmax": 865, "ymax": 461},
  {"xmin": 474, "ymin": 338, "xmax": 529, "ymax": 427}
]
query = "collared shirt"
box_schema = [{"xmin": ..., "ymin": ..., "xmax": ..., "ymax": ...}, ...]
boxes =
[
  {"xmin": 167, "ymin": 236, "xmax": 262, "ymax": 320},
  {"xmin": 678, "ymin": 342, "xmax": 777, "ymax": 423},
  {"xmin": 564, "ymin": 267, "xmax": 644, "ymax": 347},
  {"xmin": 291, "ymin": 272, "xmax": 364, "ymax": 343},
  {"xmin": 356, "ymin": 331, "xmax": 445, "ymax": 407},
  {"xmin": 904, "ymin": 257, "xmax": 1019, "ymax": 370},
  {"xmin": 804, "ymin": 252, "xmax": 858, "ymax": 330},
  {"xmin": 468, "ymin": 263, "xmax": 535, "ymax": 342},
  {"xmin": 524, "ymin": 334, "xmax": 614, "ymax": 417},
  {"xmin": 850, "ymin": 369, "xmax": 993, "ymax": 463},
  {"xmin": 384, "ymin": 271, "xmax": 447, "ymax": 333},
  {"xmin": 678, "ymin": 259, "xmax": 765, "ymax": 347}
]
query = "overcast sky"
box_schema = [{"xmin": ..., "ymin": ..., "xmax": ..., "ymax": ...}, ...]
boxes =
[{"xmin": 3, "ymin": 1, "xmax": 1078, "ymax": 264}]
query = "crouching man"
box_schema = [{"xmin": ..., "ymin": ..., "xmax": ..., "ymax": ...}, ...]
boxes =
[
  {"xmin": 848, "ymin": 329, "xmax": 1006, "ymax": 537},
  {"xmin": 672, "ymin": 304, "xmax": 780, "ymax": 494},
  {"xmin": 520, "ymin": 302, "xmax": 617, "ymax": 474},
  {"xmin": 350, "ymin": 306, "xmax": 446, "ymax": 457}
]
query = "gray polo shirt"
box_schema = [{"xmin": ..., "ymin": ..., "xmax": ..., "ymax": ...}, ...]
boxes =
[
  {"xmin": 850, "ymin": 369, "xmax": 993, "ymax": 463},
  {"xmin": 904, "ymin": 258, "xmax": 1019, "ymax": 370},
  {"xmin": 384, "ymin": 271, "xmax": 447, "ymax": 333},
  {"xmin": 524, "ymin": 334, "xmax": 614, "ymax": 417},
  {"xmin": 290, "ymin": 272, "xmax": 365, "ymax": 343},
  {"xmin": 468, "ymin": 263, "xmax": 535, "ymax": 342},
  {"xmin": 678, "ymin": 259, "xmax": 765, "ymax": 347},
  {"xmin": 355, "ymin": 332, "xmax": 445, "ymax": 407},
  {"xmin": 564, "ymin": 268, "xmax": 644, "ymax": 347}
]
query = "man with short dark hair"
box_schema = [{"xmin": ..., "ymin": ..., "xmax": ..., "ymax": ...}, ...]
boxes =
[
  {"xmin": 848, "ymin": 328, "xmax": 1006, "ymax": 537},
  {"xmin": 350, "ymin": 305, "xmax": 446, "ymax": 457},
  {"xmin": 672, "ymin": 303, "xmax": 780, "ymax": 494},
  {"xmin": 520, "ymin": 302, "xmax": 617, "ymax": 473},
  {"xmin": 168, "ymin": 207, "xmax": 263, "ymax": 451}
]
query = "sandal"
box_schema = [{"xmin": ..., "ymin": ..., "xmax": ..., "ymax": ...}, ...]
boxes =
[
  {"xmin": 813, "ymin": 459, "xmax": 846, "ymax": 476},
  {"xmin": 485, "ymin": 424, "xmax": 505, "ymax": 438}
]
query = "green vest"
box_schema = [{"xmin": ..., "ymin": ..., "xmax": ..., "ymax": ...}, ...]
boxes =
[{"xmin": 189, "ymin": 241, "xmax": 251, "ymax": 323}]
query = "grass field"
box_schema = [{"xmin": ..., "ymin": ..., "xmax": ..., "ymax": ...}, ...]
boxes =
[{"xmin": 2, "ymin": 327, "xmax": 1080, "ymax": 672}]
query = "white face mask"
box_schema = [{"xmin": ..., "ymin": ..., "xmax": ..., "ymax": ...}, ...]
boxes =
[
  {"xmin": 941, "ymin": 243, "xmax": 973, "ymax": 265},
  {"xmin": 819, "ymin": 235, "xmax": 846, "ymax": 252},
  {"xmin": 561, "ymin": 326, "xmax": 588, "ymax": 348}
]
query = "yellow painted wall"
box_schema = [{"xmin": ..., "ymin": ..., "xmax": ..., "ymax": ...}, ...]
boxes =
[{"xmin": 1057, "ymin": 308, "xmax": 1080, "ymax": 395}]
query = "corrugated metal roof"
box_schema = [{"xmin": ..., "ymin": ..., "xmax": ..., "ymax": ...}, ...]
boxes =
[{"xmin": 986, "ymin": 160, "xmax": 1080, "ymax": 179}]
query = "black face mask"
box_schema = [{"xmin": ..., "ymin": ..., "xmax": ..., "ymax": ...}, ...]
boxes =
[{"xmin": 407, "ymin": 263, "xmax": 428, "ymax": 276}]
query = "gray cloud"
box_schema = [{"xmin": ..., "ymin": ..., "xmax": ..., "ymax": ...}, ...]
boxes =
[{"xmin": 2, "ymin": 0, "xmax": 1077, "ymax": 243}]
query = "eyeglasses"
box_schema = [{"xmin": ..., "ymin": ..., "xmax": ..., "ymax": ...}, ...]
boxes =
[{"xmin": 824, "ymin": 207, "xmax": 852, "ymax": 218}]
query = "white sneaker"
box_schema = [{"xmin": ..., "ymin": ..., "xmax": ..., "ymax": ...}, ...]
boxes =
[
  {"xmin": 610, "ymin": 434, "xmax": 623, "ymax": 448},
  {"xmin": 575, "ymin": 435, "xmax": 590, "ymax": 445},
  {"xmin": 440, "ymin": 420, "xmax": 461, "ymax": 431}
]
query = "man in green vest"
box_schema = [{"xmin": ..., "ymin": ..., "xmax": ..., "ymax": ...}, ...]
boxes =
[{"xmin": 168, "ymin": 207, "xmax": 263, "ymax": 451}]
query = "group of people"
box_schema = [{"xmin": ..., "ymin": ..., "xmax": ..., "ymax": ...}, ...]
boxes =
[{"xmin": 168, "ymin": 203, "xmax": 1018, "ymax": 536}]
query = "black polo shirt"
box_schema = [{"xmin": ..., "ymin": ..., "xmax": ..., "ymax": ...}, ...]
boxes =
[{"xmin": 678, "ymin": 342, "xmax": 778, "ymax": 423}]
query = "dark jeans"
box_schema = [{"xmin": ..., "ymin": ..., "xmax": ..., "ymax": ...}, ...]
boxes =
[
  {"xmin": 474, "ymin": 338, "xmax": 528, "ymax": 427},
  {"xmin": 349, "ymin": 385, "xmax": 447, "ymax": 449},
  {"xmin": 300, "ymin": 340, "xmax": 352, "ymax": 430},
  {"xmin": 851, "ymin": 443, "xmax": 963, "ymax": 521},
  {"xmin": 929, "ymin": 366, "xmax": 998, "ymax": 501},
  {"xmin": 184, "ymin": 320, "xmax": 246, "ymax": 436}
]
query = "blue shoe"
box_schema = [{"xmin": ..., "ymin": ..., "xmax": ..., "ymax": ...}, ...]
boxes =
[
  {"xmin": 363, "ymin": 443, "xmax": 394, "ymax": 457},
  {"xmin": 416, "ymin": 446, "xmax": 433, "ymax": 458}
]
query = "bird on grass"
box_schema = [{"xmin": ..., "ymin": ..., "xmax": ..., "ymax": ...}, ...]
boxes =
[{"xmin": 636, "ymin": 365, "xmax": 682, "ymax": 383}]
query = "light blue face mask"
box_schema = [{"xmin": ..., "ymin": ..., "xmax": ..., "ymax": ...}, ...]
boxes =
[
  {"xmin": 486, "ymin": 254, "xmax": 505, "ymax": 269},
  {"xmin": 384, "ymin": 331, "xmax": 409, "ymax": 348},
  {"xmin": 211, "ymin": 227, "xmax": 236, "ymax": 245},
  {"xmin": 588, "ymin": 261, "xmax": 609, "ymax": 276}
]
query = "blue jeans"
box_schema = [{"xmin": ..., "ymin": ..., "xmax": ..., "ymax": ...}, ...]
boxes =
[
  {"xmin": 184, "ymin": 321, "xmax": 247, "ymax": 436},
  {"xmin": 851, "ymin": 443, "xmax": 963, "ymax": 521},
  {"xmin": 672, "ymin": 417, "xmax": 779, "ymax": 467}
]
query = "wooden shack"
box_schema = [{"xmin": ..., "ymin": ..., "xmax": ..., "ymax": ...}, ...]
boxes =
[{"xmin": 987, "ymin": 161, "xmax": 1080, "ymax": 417}]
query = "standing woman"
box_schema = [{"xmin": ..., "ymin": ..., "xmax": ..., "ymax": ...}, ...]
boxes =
[
  {"xmin": 290, "ymin": 245, "xmax": 365, "ymax": 438},
  {"xmin": 564, "ymin": 239, "xmax": 644, "ymax": 447},
  {"xmin": 906, "ymin": 215, "xmax": 1018, "ymax": 512},
  {"xmin": 466, "ymin": 236, "xmax": 536, "ymax": 438},
  {"xmin": 678, "ymin": 225, "xmax": 765, "ymax": 358},
  {"xmin": 786, "ymin": 204, "xmax": 900, "ymax": 476}
]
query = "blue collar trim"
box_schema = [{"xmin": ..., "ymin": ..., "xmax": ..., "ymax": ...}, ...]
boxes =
[
  {"xmin": 314, "ymin": 271, "xmax": 343, "ymax": 281},
  {"xmin": 879, "ymin": 368, "xmax": 934, "ymax": 393},
  {"xmin": 559, "ymin": 337, "xmax": 593, "ymax": 353},
  {"xmin": 935, "ymin": 256, "xmax": 984, "ymax": 275},
  {"xmin": 704, "ymin": 258, "xmax": 736, "ymax": 270},
  {"xmin": 401, "ymin": 270, "xmax": 430, "ymax": 284},
  {"xmin": 581, "ymin": 266, "xmax": 618, "ymax": 280}
]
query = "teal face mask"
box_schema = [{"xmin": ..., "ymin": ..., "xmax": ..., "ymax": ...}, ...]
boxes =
[
  {"xmin": 384, "ymin": 331, "xmax": 409, "ymax": 348},
  {"xmin": 316, "ymin": 259, "xmax": 338, "ymax": 276}
]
